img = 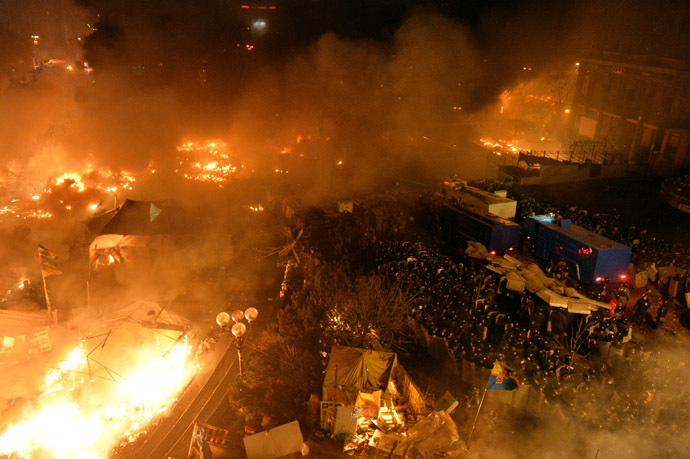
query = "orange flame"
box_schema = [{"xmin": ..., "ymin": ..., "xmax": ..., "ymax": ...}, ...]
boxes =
[{"xmin": 0, "ymin": 338, "xmax": 195, "ymax": 458}]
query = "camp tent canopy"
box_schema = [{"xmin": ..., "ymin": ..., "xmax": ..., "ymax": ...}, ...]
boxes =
[
  {"xmin": 88, "ymin": 199, "xmax": 195, "ymax": 267},
  {"xmin": 89, "ymin": 234, "xmax": 172, "ymax": 263},
  {"xmin": 99, "ymin": 199, "xmax": 193, "ymax": 236},
  {"xmin": 322, "ymin": 346, "xmax": 397, "ymax": 401}
]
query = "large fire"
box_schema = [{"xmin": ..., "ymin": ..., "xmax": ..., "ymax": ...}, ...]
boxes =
[
  {"xmin": 0, "ymin": 139, "xmax": 241, "ymax": 222},
  {"xmin": 0, "ymin": 168, "xmax": 137, "ymax": 222},
  {"xmin": 0, "ymin": 338, "xmax": 195, "ymax": 459},
  {"xmin": 50, "ymin": 169, "xmax": 136, "ymax": 195},
  {"xmin": 478, "ymin": 137, "xmax": 524, "ymax": 156}
]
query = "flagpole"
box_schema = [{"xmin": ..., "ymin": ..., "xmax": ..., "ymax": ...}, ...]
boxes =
[
  {"xmin": 87, "ymin": 280, "xmax": 92, "ymax": 310},
  {"xmin": 38, "ymin": 245, "xmax": 59, "ymax": 325},
  {"xmin": 467, "ymin": 388, "xmax": 487, "ymax": 449},
  {"xmin": 87, "ymin": 257, "xmax": 92, "ymax": 311},
  {"xmin": 40, "ymin": 267, "xmax": 56, "ymax": 325}
]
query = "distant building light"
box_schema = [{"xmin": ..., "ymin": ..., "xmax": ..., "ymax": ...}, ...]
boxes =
[{"xmin": 251, "ymin": 19, "xmax": 268, "ymax": 36}]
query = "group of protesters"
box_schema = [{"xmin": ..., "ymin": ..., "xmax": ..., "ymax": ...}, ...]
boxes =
[
  {"xmin": 368, "ymin": 239, "xmax": 687, "ymax": 437},
  {"xmin": 288, "ymin": 184, "xmax": 690, "ymax": 438},
  {"xmin": 474, "ymin": 179, "xmax": 690, "ymax": 285}
]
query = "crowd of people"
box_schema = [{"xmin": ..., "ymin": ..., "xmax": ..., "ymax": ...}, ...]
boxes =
[
  {"xmin": 374, "ymin": 242, "xmax": 612, "ymax": 383},
  {"xmin": 289, "ymin": 184, "xmax": 690, "ymax": 439},
  {"xmin": 473, "ymin": 179, "xmax": 690, "ymax": 271},
  {"xmin": 370, "ymin": 239, "xmax": 689, "ymax": 437}
]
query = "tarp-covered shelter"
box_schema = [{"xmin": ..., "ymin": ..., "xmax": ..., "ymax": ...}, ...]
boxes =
[
  {"xmin": 89, "ymin": 200, "xmax": 194, "ymax": 270},
  {"xmin": 323, "ymin": 346, "xmax": 398, "ymax": 401},
  {"xmin": 321, "ymin": 346, "xmax": 428, "ymax": 434}
]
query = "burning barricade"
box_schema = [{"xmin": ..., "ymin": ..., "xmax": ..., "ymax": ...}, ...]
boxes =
[{"xmin": 0, "ymin": 301, "xmax": 197, "ymax": 459}]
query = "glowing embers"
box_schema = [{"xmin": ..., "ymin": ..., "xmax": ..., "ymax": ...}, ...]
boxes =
[
  {"xmin": 478, "ymin": 137, "xmax": 523, "ymax": 154},
  {"xmin": 175, "ymin": 140, "xmax": 240, "ymax": 185},
  {"xmin": 0, "ymin": 169, "xmax": 136, "ymax": 222},
  {"xmin": 51, "ymin": 169, "xmax": 136, "ymax": 194},
  {"xmin": 0, "ymin": 337, "xmax": 195, "ymax": 458},
  {"xmin": 0, "ymin": 203, "xmax": 53, "ymax": 220}
]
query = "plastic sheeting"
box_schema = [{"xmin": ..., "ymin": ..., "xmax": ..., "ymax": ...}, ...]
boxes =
[
  {"xmin": 392, "ymin": 411, "xmax": 466, "ymax": 458},
  {"xmin": 323, "ymin": 346, "xmax": 397, "ymax": 401},
  {"xmin": 488, "ymin": 255, "xmax": 610, "ymax": 314},
  {"xmin": 243, "ymin": 420, "xmax": 304, "ymax": 459}
]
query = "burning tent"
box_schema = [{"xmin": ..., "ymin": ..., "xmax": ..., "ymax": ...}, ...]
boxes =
[
  {"xmin": 321, "ymin": 346, "xmax": 428, "ymax": 436},
  {"xmin": 70, "ymin": 300, "xmax": 192, "ymax": 387},
  {"xmin": 88, "ymin": 199, "xmax": 194, "ymax": 270}
]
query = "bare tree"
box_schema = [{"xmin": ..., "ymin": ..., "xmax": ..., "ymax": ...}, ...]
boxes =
[{"xmin": 284, "ymin": 266, "xmax": 412, "ymax": 351}]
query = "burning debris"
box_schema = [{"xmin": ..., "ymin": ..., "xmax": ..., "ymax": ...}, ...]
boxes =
[
  {"xmin": 0, "ymin": 168, "xmax": 137, "ymax": 223},
  {"xmin": 175, "ymin": 140, "xmax": 241, "ymax": 186},
  {"xmin": 0, "ymin": 303, "xmax": 197, "ymax": 459}
]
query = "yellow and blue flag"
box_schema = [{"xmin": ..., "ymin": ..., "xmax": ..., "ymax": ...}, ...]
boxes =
[
  {"xmin": 352, "ymin": 390, "xmax": 381, "ymax": 418},
  {"xmin": 38, "ymin": 244, "xmax": 62, "ymax": 277},
  {"xmin": 487, "ymin": 361, "xmax": 519, "ymax": 391}
]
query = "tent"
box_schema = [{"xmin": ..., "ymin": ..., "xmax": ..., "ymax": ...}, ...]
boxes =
[
  {"xmin": 322, "ymin": 346, "xmax": 397, "ymax": 402},
  {"xmin": 89, "ymin": 200, "xmax": 194, "ymax": 270},
  {"xmin": 321, "ymin": 346, "xmax": 428, "ymax": 436}
]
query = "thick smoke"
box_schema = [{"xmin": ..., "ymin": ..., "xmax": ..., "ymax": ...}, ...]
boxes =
[
  {"xmin": 473, "ymin": 343, "xmax": 690, "ymax": 458},
  {"xmin": 1, "ymin": 0, "xmax": 593, "ymax": 195},
  {"xmin": 2, "ymin": 0, "xmax": 690, "ymax": 456}
]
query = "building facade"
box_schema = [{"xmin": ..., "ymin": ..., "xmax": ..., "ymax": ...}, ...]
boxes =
[
  {"xmin": 0, "ymin": 0, "xmax": 91, "ymax": 71},
  {"xmin": 567, "ymin": 51, "xmax": 690, "ymax": 173}
]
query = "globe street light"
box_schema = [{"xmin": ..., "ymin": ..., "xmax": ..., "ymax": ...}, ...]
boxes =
[
  {"xmin": 244, "ymin": 307, "xmax": 259, "ymax": 323},
  {"xmin": 216, "ymin": 311, "xmax": 231, "ymax": 329},
  {"xmin": 216, "ymin": 307, "xmax": 259, "ymax": 377}
]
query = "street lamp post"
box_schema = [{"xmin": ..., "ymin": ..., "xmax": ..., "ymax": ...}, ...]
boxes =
[{"xmin": 216, "ymin": 307, "xmax": 259, "ymax": 377}]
